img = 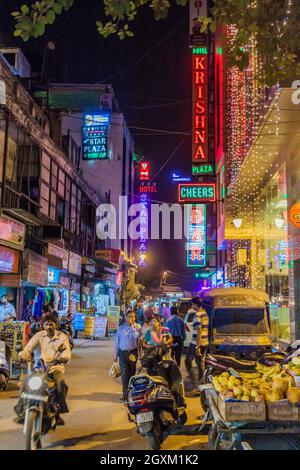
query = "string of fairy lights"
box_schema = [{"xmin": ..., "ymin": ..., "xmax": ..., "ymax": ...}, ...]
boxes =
[{"xmin": 225, "ymin": 16, "xmax": 292, "ymax": 294}]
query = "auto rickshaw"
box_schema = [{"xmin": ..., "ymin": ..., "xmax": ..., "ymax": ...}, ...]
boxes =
[{"xmin": 200, "ymin": 287, "xmax": 285, "ymax": 375}]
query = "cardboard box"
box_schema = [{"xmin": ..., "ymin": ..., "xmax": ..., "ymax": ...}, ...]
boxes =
[
  {"xmin": 217, "ymin": 395, "xmax": 266, "ymax": 422},
  {"xmin": 266, "ymin": 400, "xmax": 300, "ymax": 421}
]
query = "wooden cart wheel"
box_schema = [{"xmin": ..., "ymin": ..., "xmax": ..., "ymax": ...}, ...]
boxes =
[
  {"xmin": 214, "ymin": 431, "xmax": 238, "ymax": 450},
  {"xmin": 208, "ymin": 423, "xmax": 218, "ymax": 449}
]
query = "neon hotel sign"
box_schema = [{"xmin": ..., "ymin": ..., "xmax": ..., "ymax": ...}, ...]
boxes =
[{"xmin": 193, "ymin": 53, "xmax": 208, "ymax": 163}]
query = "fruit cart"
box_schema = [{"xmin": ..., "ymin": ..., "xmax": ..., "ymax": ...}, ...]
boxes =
[{"xmin": 199, "ymin": 384, "xmax": 300, "ymax": 450}]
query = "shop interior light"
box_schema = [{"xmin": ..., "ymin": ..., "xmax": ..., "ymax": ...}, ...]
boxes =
[
  {"xmin": 275, "ymin": 216, "xmax": 285, "ymax": 228},
  {"xmin": 233, "ymin": 218, "xmax": 243, "ymax": 228}
]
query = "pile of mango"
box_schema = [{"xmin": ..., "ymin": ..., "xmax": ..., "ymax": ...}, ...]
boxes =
[{"xmin": 213, "ymin": 362, "xmax": 300, "ymax": 404}]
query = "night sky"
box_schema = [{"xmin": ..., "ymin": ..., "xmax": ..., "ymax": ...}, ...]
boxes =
[{"xmin": 0, "ymin": 0, "xmax": 195, "ymax": 290}]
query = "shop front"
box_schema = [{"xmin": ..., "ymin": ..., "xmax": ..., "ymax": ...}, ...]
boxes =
[
  {"xmin": 46, "ymin": 266, "xmax": 69, "ymax": 316},
  {"xmin": 223, "ymin": 88, "xmax": 300, "ymax": 343},
  {"xmin": 21, "ymin": 249, "xmax": 48, "ymax": 320},
  {"xmin": 0, "ymin": 244, "xmax": 21, "ymax": 318},
  {"xmin": 0, "ymin": 214, "xmax": 26, "ymax": 318},
  {"xmin": 68, "ymin": 251, "xmax": 82, "ymax": 316},
  {"xmin": 44, "ymin": 243, "xmax": 70, "ymax": 316}
]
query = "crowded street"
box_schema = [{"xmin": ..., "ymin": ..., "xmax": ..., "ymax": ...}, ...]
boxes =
[
  {"xmin": 0, "ymin": 339, "xmax": 208, "ymax": 451},
  {"xmin": 1, "ymin": 0, "xmax": 300, "ymax": 458}
]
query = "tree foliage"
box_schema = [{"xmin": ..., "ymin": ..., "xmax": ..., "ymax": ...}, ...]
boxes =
[
  {"xmin": 8, "ymin": 0, "xmax": 300, "ymax": 84},
  {"xmin": 123, "ymin": 277, "xmax": 144, "ymax": 306}
]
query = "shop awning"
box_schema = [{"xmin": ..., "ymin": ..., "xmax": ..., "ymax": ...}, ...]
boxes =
[{"xmin": 2, "ymin": 208, "xmax": 41, "ymax": 226}]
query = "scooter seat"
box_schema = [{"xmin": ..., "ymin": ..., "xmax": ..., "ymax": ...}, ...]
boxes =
[{"xmin": 148, "ymin": 375, "xmax": 169, "ymax": 387}]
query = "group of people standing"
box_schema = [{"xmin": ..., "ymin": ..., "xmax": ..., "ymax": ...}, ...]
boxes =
[{"xmin": 114, "ymin": 297, "xmax": 209, "ymax": 401}]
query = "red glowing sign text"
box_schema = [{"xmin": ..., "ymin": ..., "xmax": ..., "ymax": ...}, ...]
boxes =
[
  {"xmin": 192, "ymin": 54, "xmax": 208, "ymax": 163},
  {"xmin": 139, "ymin": 162, "xmax": 150, "ymax": 180}
]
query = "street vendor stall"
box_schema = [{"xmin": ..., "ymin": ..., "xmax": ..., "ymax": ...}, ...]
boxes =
[{"xmin": 200, "ymin": 359, "xmax": 300, "ymax": 450}]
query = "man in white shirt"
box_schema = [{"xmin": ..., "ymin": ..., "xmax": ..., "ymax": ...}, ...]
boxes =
[
  {"xmin": 0, "ymin": 295, "xmax": 16, "ymax": 322},
  {"xmin": 16, "ymin": 313, "xmax": 71, "ymax": 425}
]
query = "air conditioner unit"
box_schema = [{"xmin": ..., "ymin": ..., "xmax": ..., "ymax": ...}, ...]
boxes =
[
  {"xmin": 42, "ymin": 225, "xmax": 63, "ymax": 240},
  {"xmin": 0, "ymin": 48, "xmax": 31, "ymax": 78}
]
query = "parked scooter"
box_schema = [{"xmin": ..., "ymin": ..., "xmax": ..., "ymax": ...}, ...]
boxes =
[
  {"xmin": 126, "ymin": 344, "xmax": 187, "ymax": 450},
  {"xmin": 16, "ymin": 344, "xmax": 68, "ymax": 450},
  {"xmin": 0, "ymin": 339, "xmax": 10, "ymax": 391},
  {"xmin": 59, "ymin": 316, "xmax": 74, "ymax": 350}
]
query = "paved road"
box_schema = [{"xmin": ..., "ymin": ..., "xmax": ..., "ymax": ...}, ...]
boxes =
[{"xmin": 0, "ymin": 339, "xmax": 208, "ymax": 451}]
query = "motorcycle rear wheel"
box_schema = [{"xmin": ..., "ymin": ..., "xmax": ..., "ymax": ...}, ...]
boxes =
[
  {"xmin": 146, "ymin": 421, "xmax": 162, "ymax": 450},
  {"xmin": 25, "ymin": 410, "xmax": 42, "ymax": 451}
]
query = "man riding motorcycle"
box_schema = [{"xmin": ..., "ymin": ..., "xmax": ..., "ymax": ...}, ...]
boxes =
[{"xmin": 15, "ymin": 313, "xmax": 71, "ymax": 425}]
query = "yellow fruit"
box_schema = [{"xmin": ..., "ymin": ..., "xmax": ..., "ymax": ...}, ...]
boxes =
[
  {"xmin": 220, "ymin": 372, "xmax": 230, "ymax": 379},
  {"xmin": 265, "ymin": 390, "xmax": 283, "ymax": 402},
  {"xmin": 286, "ymin": 387, "xmax": 300, "ymax": 405},
  {"xmin": 254, "ymin": 395, "xmax": 264, "ymax": 402},
  {"xmin": 241, "ymin": 395, "xmax": 250, "ymax": 401},
  {"xmin": 272, "ymin": 378, "xmax": 288, "ymax": 395},
  {"xmin": 250, "ymin": 389, "xmax": 259, "ymax": 399},
  {"xmin": 292, "ymin": 357, "xmax": 300, "ymax": 367},
  {"xmin": 259, "ymin": 386, "xmax": 271, "ymax": 398},
  {"xmin": 287, "ymin": 376, "xmax": 296, "ymax": 388},
  {"xmin": 263, "ymin": 366, "xmax": 276, "ymax": 378},
  {"xmin": 232, "ymin": 386, "xmax": 242, "ymax": 397},
  {"xmin": 240, "ymin": 372, "xmax": 261, "ymax": 380},
  {"xmin": 219, "ymin": 377, "xmax": 228, "ymax": 387}
]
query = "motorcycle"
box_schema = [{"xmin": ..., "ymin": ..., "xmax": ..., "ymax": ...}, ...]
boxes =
[
  {"xmin": 126, "ymin": 344, "xmax": 187, "ymax": 450},
  {"xmin": 59, "ymin": 317, "xmax": 74, "ymax": 351},
  {"xmin": 0, "ymin": 339, "xmax": 10, "ymax": 391},
  {"xmin": 18, "ymin": 344, "xmax": 67, "ymax": 450}
]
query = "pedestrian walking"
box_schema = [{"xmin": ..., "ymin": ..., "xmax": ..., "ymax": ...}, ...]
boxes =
[
  {"xmin": 135, "ymin": 302, "xmax": 145, "ymax": 326},
  {"xmin": 185, "ymin": 297, "xmax": 209, "ymax": 388},
  {"xmin": 165, "ymin": 306, "xmax": 186, "ymax": 367},
  {"xmin": 114, "ymin": 310, "xmax": 141, "ymax": 401}
]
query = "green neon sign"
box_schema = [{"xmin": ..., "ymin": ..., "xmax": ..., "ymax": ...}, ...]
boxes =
[
  {"xmin": 192, "ymin": 164, "xmax": 214, "ymax": 175},
  {"xmin": 192, "ymin": 47, "xmax": 208, "ymax": 55},
  {"xmin": 178, "ymin": 183, "xmax": 216, "ymax": 203},
  {"xmin": 195, "ymin": 272, "xmax": 213, "ymax": 279}
]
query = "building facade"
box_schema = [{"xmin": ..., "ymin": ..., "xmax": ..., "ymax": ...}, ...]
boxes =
[
  {"xmin": 0, "ymin": 50, "xmax": 134, "ymax": 320},
  {"xmin": 217, "ymin": 26, "xmax": 300, "ymax": 343}
]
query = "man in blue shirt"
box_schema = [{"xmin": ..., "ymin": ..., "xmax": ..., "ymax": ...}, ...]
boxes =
[
  {"xmin": 165, "ymin": 306, "xmax": 186, "ymax": 367},
  {"xmin": 114, "ymin": 310, "xmax": 141, "ymax": 401},
  {"xmin": 135, "ymin": 302, "xmax": 145, "ymax": 326}
]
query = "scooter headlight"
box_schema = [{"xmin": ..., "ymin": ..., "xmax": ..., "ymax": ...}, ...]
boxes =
[{"xmin": 28, "ymin": 376, "xmax": 43, "ymax": 391}]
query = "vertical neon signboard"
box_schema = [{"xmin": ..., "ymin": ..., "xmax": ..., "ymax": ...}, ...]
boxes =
[
  {"xmin": 82, "ymin": 113, "xmax": 110, "ymax": 160},
  {"xmin": 139, "ymin": 193, "xmax": 148, "ymax": 266},
  {"xmin": 186, "ymin": 205, "xmax": 206, "ymax": 268},
  {"xmin": 192, "ymin": 51, "xmax": 208, "ymax": 163},
  {"xmin": 140, "ymin": 161, "xmax": 150, "ymax": 180}
]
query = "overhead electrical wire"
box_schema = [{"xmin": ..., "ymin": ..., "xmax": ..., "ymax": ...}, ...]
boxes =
[{"xmin": 96, "ymin": 17, "xmax": 187, "ymax": 84}]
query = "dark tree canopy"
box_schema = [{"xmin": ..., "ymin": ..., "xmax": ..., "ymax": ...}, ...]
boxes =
[{"xmin": 7, "ymin": 0, "xmax": 300, "ymax": 85}]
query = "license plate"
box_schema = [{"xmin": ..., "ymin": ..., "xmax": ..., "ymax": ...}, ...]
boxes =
[
  {"xmin": 137, "ymin": 412, "xmax": 153, "ymax": 424},
  {"xmin": 21, "ymin": 393, "xmax": 48, "ymax": 402}
]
